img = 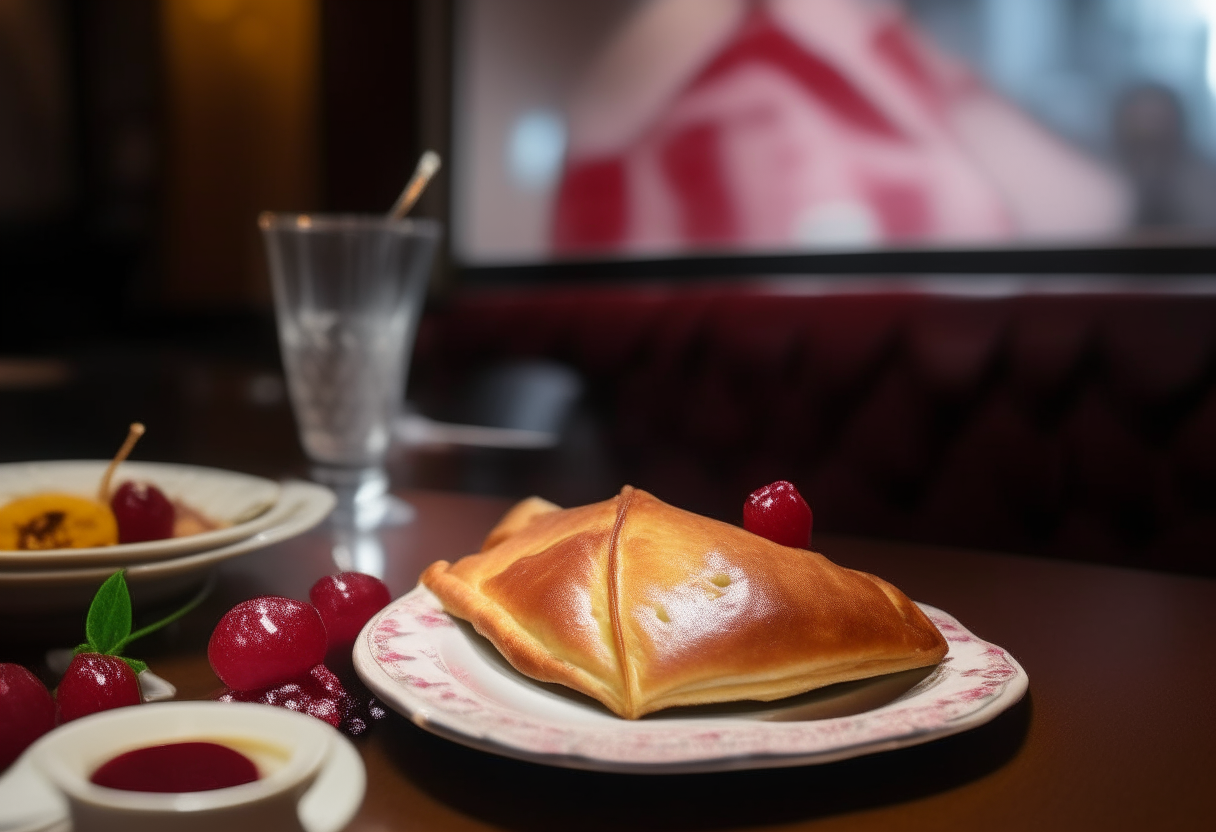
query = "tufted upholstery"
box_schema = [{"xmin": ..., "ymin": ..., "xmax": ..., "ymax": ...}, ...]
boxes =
[{"xmin": 414, "ymin": 284, "xmax": 1216, "ymax": 575}]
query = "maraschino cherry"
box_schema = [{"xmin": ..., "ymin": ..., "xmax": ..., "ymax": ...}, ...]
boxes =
[
  {"xmin": 98, "ymin": 423, "xmax": 177, "ymax": 543},
  {"xmin": 111, "ymin": 481, "xmax": 175, "ymax": 543},
  {"xmin": 208, "ymin": 596, "xmax": 328, "ymax": 691},
  {"xmin": 0, "ymin": 663, "xmax": 56, "ymax": 770},
  {"xmin": 743, "ymin": 480, "xmax": 813, "ymax": 548},
  {"xmin": 56, "ymin": 654, "xmax": 142, "ymax": 722},
  {"xmin": 310, "ymin": 573, "xmax": 391, "ymax": 649}
]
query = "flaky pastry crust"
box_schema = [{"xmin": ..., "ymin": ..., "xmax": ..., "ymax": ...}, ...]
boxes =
[{"xmin": 421, "ymin": 486, "xmax": 947, "ymax": 719}]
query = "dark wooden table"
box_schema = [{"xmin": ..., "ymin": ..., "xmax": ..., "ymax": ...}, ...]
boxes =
[{"xmin": 22, "ymin": 489, "xmax": 1216, "ymax": 831}]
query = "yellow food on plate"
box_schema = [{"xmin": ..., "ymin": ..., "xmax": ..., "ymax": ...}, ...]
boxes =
[
  {"xmin": 0, "ymin": 493, "xmax": 119, "ymax": 550},
  {"xmin": 421, "ymin": 486, "xmax": 947, "ymax": 719}
]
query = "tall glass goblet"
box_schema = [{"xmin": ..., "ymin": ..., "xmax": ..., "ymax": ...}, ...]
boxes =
[{"xmin": 260, "ymin": 213, "xmax": 440, "ymax": 529}]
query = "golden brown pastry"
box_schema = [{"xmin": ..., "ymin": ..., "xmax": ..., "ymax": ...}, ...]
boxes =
[{"xmin": 421, "ymin": 486, "xmax": 947, "ymax": 719}]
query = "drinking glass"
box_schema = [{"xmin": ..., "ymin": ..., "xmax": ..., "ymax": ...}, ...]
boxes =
[{"xmin": 260, "ymin": 213, "xmax": 441, "ymax": 529}]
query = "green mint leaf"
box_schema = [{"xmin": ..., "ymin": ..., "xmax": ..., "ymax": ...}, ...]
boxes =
[
  {"xmin": 72, "ymin": 642, "xmax": 90, "ymax": 656},
  {"xmin": 118, "ymin": 657, "xmax": 148, "ymax": 675},
  {"xmin": 85, "ymin": 570, "xmax": 132, "ymax": 655}
]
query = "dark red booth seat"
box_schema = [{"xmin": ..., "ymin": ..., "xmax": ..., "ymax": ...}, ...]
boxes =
[{"xmin": 414, "ymin": 284, "xmax": 1216, "ymax": 576}]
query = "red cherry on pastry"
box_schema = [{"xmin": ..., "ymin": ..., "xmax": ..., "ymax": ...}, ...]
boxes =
[
  {"xmin": 208, "ymin": 596, "xmax": 328, "ymax": 691},
  {"xmin": 56, "ymin": 654, "xmax": 142, "ymax": 723},
  {"xmin": 743, "ymin": 480, "xmax": 813, "ymax": 548},
  {"xmin": 111, "ymin": 481, "xmax": 175, "ymax": 543},
  {"xmin": 309, "ymin": 572, "xmax": 391, "ymax": 650},
  {"xmin": 0, "ymin": 663, "xmax": 57, "ymax": 769}
]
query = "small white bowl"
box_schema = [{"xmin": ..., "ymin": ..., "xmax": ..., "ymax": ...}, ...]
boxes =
[
  {"xmin": 0, "ymin": 479, "xmax": 335, "ymax": 616},
  {"xmin": 26, "ymin": 701, "xmax": 363, "ymax": 832},
  {"xmin": 0, "ymin": 461, "xmax": 283, "ymax": 569}
]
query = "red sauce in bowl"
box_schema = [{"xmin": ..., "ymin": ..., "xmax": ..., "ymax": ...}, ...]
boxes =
[{"xmin": 90, "ymin": 741, "xmax": 259, "ymax": 792}]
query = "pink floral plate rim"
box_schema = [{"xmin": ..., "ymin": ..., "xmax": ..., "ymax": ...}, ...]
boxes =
[{"xmin": 353, "ymin": 586, "xmax": 1028, "ymax": 774}]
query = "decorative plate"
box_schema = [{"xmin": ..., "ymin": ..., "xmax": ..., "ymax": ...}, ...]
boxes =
[
  {"xmin": 354, "ymin": 586, "xmax": 1028, "ymax": 774},
  {"xmin": 0, "ymin": 461, "xmax": 283, "ymax": 569},
  {"xmin": 0, "ymin": 480, "xmax": 335, "ymax": 615}
]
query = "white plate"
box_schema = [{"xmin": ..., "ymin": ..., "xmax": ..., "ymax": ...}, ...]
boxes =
[
  {"xmin": 0, "ymin": 713, "xmax": 364, "ymax": 832},
  {"xmin": 0, "ymin": 480, "xmax": 335, "ymax": 614},
  {"xmin": 0, "ymin": 461, "xmax": 283, "ymax": 569},
  {"xmin": 354, "ymin": 586, "xmax": 1028, "ymax": 774}
]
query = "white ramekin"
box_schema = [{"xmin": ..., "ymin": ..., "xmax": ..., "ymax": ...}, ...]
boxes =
[{"xmin": 29, "ymin": 701, "xmax": 336, "ymax": 832}]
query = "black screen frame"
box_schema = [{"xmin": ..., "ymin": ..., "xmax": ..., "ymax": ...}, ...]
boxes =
[{"xmin": 454, "ymin": 240, "xmax": 1216, "ymax": 287}]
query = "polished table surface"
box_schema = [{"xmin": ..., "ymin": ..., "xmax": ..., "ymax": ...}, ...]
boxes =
[{"xmin": 20, "ymin": 488, "xmax": 1216, "ymax": 831}]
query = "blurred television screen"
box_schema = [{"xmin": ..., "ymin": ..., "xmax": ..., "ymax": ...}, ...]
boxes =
[{"xmin": 452, "ymin": 0, "xmax": 1216, "ymax": 266}]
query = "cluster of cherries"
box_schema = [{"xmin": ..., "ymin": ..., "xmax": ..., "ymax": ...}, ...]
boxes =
[
  {"xmin": 0, "ymin": 570, "xmax": 391, "ymax": 772},
  {"xmin": 0, "ymin": 654, "xmax": 145, "ymax": 771},
  {"xmin": 209, "ymin": 572, "xmax": 391, "ymax": 735}
]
